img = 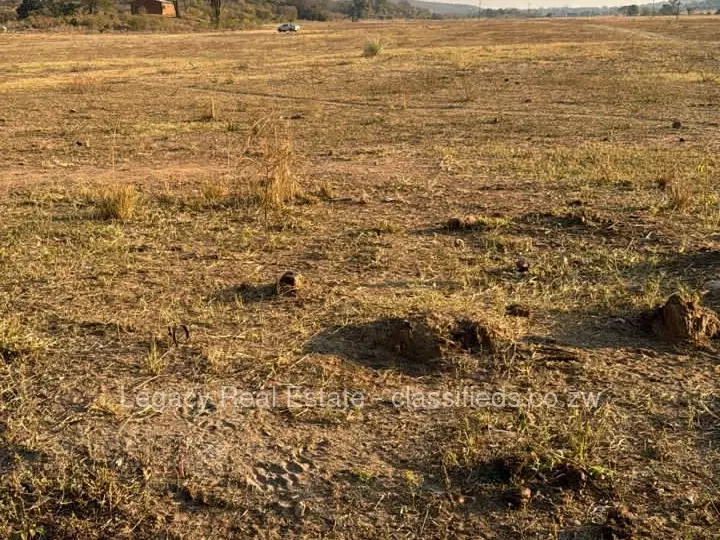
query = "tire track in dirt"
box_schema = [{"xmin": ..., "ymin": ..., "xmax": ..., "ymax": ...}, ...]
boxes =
[
  {"xmin": 588, "ymin": 24, "xmax": 685, "ymax": 43},
  {"xmin": 135, "ymin": 80, "xmax": 688, "ymax": 127}
]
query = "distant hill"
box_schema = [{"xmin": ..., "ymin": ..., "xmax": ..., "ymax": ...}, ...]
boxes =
[{"xmin": 405, "ymin": 0, "xmax": 478, "ymax": 16}]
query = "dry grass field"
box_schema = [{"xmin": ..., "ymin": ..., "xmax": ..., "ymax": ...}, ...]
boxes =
[{"xmin": 1, "ymin": 16, "xmax": 720, "ymax": 539}]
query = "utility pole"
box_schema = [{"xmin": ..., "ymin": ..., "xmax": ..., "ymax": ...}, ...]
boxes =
[{"xmin": 477, "ymin": 0, "xmax": 482, "ymax": 18}]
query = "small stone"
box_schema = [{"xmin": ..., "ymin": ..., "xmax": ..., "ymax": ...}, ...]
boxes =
[
  {"xmin": 515, "ymin": 259, "xmax": 530, "ymax": 273},
  {"xmin": 672, "ymin": 120, "xmax": 682, "ymax": 129}
]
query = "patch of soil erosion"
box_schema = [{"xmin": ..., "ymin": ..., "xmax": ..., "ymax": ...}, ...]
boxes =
[
  {"xmin": 643, "ymin": 293, "xmax": 720, "ymax": 343},
  {"xmin": 305, "ymin": 314, "xmax": 506, "ymax": 375}
]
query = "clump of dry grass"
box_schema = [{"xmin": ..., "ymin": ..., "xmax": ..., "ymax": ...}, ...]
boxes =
[
  {"xmin": 96, "ymin": 184, "xmax": 139, "ymax": 221},
  {"xmin": 362, "ymin": 39, "xmax": 384, "ymax": 58},
  {"xmin": 0, "ymin": 317, "xmax": 44, "ymax": 363},
  {"xmin": 240, "ymin": 115, "xmax": 303, "ymax": 222},
  {"xmin": 199, "ymin": 97, "xmax": 219, "ymax": 122},
  {"xmin": 66, "ymin": 72, "xmax": 100, "ymax": 94},
  {"xmin": 456, "ymin": 72, "xmax": 480, "ymax": 102},
  {"xmin": 665, "ymin": 181, "xmax": 692, "ymax": 211},
  {"xmin": 140, "ymin": 338, "xmax": 166, "ymax": 376},
  {"xmin": 200, "ymin": 177, "xmax": 231, "ymax": 205}
]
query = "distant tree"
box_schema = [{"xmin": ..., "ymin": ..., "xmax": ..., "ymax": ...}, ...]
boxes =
[
  {"xmin": 668, "ymin": 0, "xmax": 681, "ymax": 19},
  {"xmin": 174, "ymin": 0, "xmax": 181, "ymax": 18},
  {"xmin": 81, "ymin": 0, "xmax": 111, "ymax": 14},
  {"xmin": 16, "ymin": 0, "xmax": 45, "ymax": 18},
  {"xmin": 278, "ymin": 4, "xmax": 298, "ymax": 20},
  {"xmin": 352, "ymin": 0, "xmax": 372, "ymax": 20},
  {"xmin": 209, "ymin": 0, "xmax": 221, "ymax": 26},
  {"xmin": 627, "ymin": 4, "xmax": 639, "ymax": 15}
]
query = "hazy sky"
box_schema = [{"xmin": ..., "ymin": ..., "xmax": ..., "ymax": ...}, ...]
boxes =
[{"xmin": 449, "ymin": 0, "xmax": 643, "ymax": 8}]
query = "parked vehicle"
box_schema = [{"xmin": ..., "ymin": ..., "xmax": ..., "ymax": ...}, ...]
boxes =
[{"xmin": 278, "ymin": 23, "xmax": 300, "ymax": 32}]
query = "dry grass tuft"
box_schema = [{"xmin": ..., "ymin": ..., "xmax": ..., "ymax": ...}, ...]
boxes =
[
  {"xmin": 240, "ymin": 115, "xmax": 303, "ymax": 221},
  {"xmin": 96, "ymin": 184, "xmax": 139, "ymax": 221},
  {"xmin": 200, "ymin": 177, "xmax": 231, "ymax": 205},
  {"xmin": 140, "ymin": 338, "xmax": 166, "ymax": 376},
  {"xmin": 0, "ymin": 318, "xmax": 43, "ymax": 363},
  {"xmin": 665, "ymin": 180, "xmax": 692, "ymax": 211},
  {"xmin": 362, "ymin": 39, "xmax": 384, "ymax": 58}
]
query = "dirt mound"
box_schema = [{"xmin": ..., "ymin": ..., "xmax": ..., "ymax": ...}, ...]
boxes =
[
  {"xmin": 305, "ymin": 314, "xmax": 507, "ymax": 375},
  {"xmin": 647, "ymin": 293, "xmax": 720, "ymax": 343}
]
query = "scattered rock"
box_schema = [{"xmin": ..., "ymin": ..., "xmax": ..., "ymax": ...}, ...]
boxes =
[
  {"xmin": 549, "ymin": 463, "xmax": 587, "ymax": 490},
  {"xmin": 503, "ymin": 486, "xmax": 532, "ymax": 509},
  {"xmin": 678, "ymin": 137, "xmax": 685, "ymax": 142},
  {"xmin": 277, "ymin": 271, "xmax": 302, "ymax": 296},
  {"xmin": 505, "ymin": 304, "xmax": 531, "ymax": 318},
  {"xmin": 515, "ymin": 259, "xmax": 530, "ymax": 273},
  {"xmin": 602, "ymin": 504, "xmax": 636, "ymax": 539},
  {"xmin": 647, "ymin": 293, "xmax": 720, "ymax": 343},
  {"xmin": 473, "ymin": 455, "xmax": 528, "ymax": 484},
  {"xmin": 672, "ymin": 120, "xmax": 682, "ymax": 129}
]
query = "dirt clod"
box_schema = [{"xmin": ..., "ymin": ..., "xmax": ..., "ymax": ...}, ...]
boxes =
[
  {"xmin": 505, "ymin": 304, "xmax": 531, "ymax": 318},
  {"xmin": 549, "ymin": 463, "xmax": 587, "ymax": 490},
  {"xmin": 277, "ymin": 271, "xmax": 302, "ymax": 296},
  {"xmin": 503, "ymin": 486, "xmax": 532, "ymax": 509},
  {"xmin": 602, "ymin": 504, "xmax": 636, "ymax": 539},
  {"xmin": 449, "ymin": 318, "xmax": 498, "ymax": 353},
  {"xmin": 515, "ymin": 259, "xmax": 530, "ymax": 273},
  {"xmin": 648, "ymin": 293, "xmax": 720, "ymax": 343},
  {"xmin": 672, "ymin": 120, "xmax": 682, "ymax": 129}
]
